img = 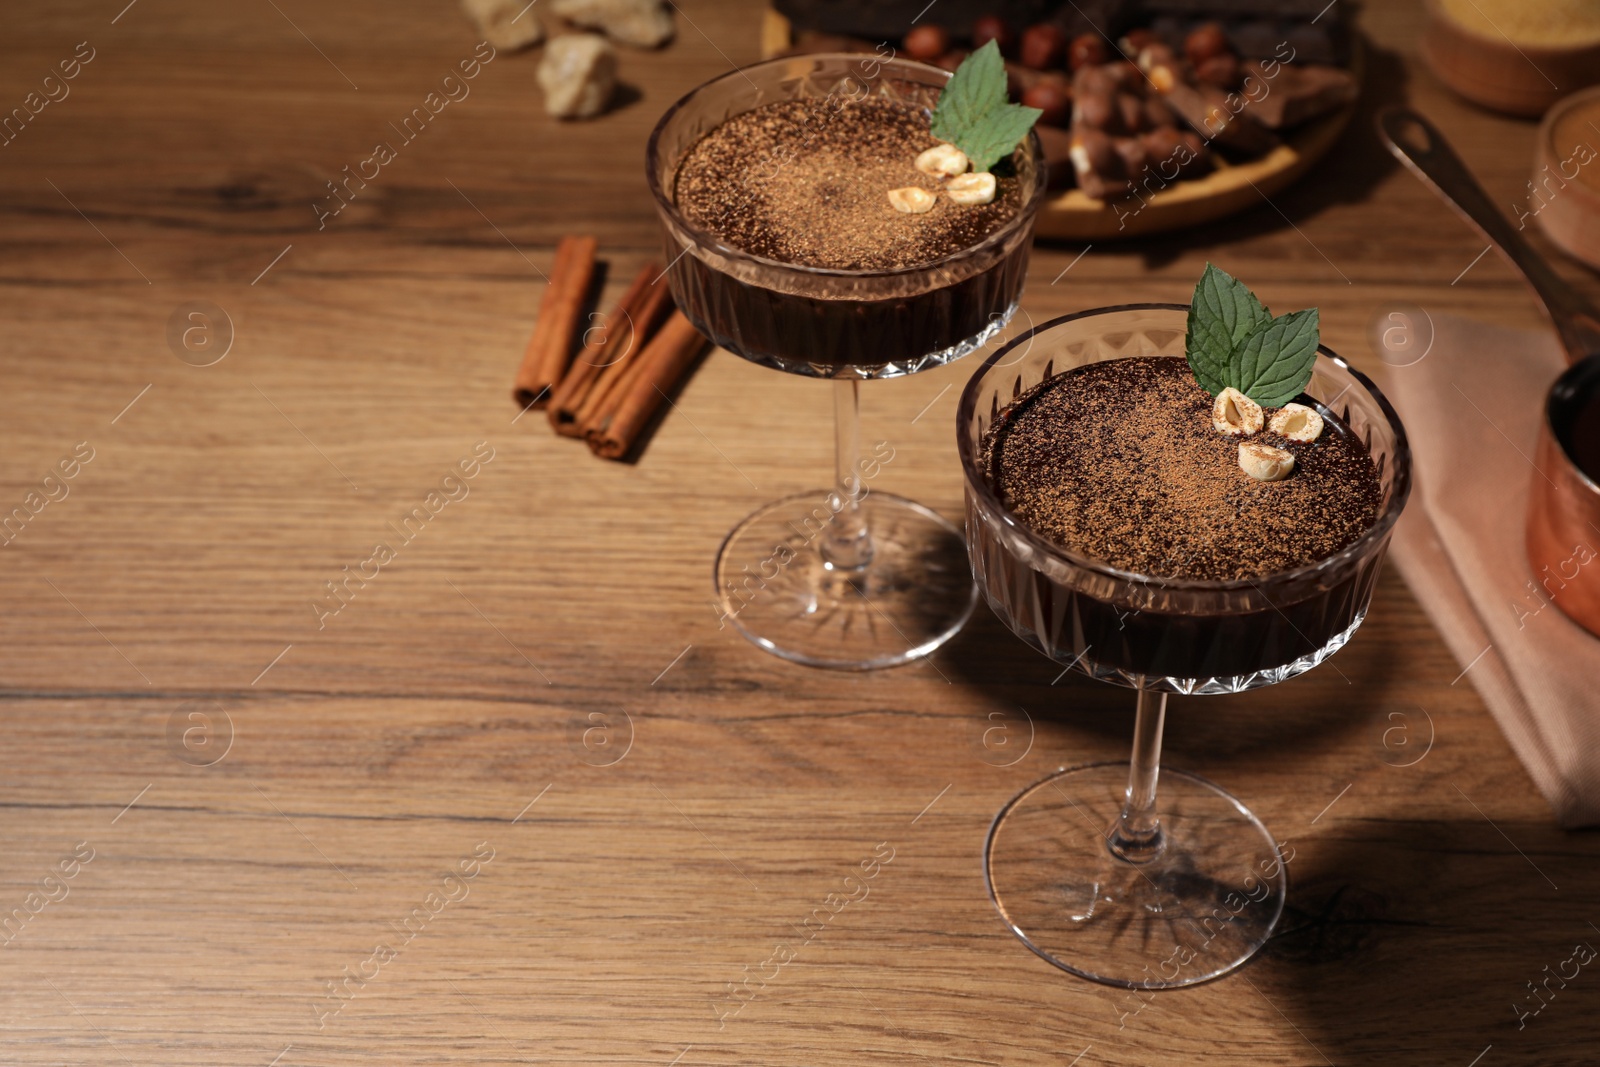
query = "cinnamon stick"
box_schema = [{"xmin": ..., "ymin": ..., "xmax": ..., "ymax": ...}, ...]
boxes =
[
  {"xmin": 588, "ymin": 310, "xmax": 708, "ymax": 460},
  {"xmin": 571, "ymin": 319, "xmax": 651, "ymax": 433},
  {"xmin": 547, "ymin": 262, "xmax": 671, "ymax": 436},
  {"xmin": 578, "ymin": 306, "xmax": 689, "ymax": 441},
  {"xmin": 512, "ymin": 235, "xmax": 597, "ymax": 410}
]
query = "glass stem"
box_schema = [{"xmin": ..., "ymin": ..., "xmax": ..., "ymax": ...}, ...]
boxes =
[
  {"xmin": 822, "ymin": 378, "xmax": 873, "ymax": 571},
  {"xmin": 1109, "ymin": 689, "xmax": 1167, "ymax": 863}
]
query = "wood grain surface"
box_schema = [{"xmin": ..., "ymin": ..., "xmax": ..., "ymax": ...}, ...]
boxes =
[{"xmin": 1, "ymin": 2, "xmax": 1598, "ymax": 1065}]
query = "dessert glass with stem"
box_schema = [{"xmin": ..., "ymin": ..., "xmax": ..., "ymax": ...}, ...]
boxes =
[
  {"xmin": 646, "ymin": 54, "xmax": 1047, "ymax": 669},
  {"xmin": 956, "ymin": 304, "xmax": 1411, "ymax": 986}
]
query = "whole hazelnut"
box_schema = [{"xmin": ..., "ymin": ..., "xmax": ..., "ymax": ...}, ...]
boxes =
[
  {"xmin": 1020, "ymin": 23, "xmax": 1068, "ymax": 70},
  {"xmin": 934, "ymin": 49, "xmax": 968, "ymax": 72},
  {"xmin": 1067, "ymin": 32, "xmax": 1108, "ymax": 71},
  {"xmin": 971, "ymin": 15, "xmax": 1013, "ymax": 54},
  {"xmin": 904, "ymin": 24, "xmax": 950, "ymax": 62},
  {"xmin": 1022, "ymin": 77, "xmax": 1072, "ymax": 126},
  {"xmin": 1122, "ymin": 28, "xmax": 1157, "ymax": 52},
  {"xmin": 1184, "ymin": 21, "xmax": 1231, "ymax": 65}
]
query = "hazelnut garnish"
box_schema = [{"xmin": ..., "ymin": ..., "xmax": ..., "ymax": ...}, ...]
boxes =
[
  {"xmin": 915, "ymin": 143, "xmax": 970, "ymax": 178},
  {"xmin": 1239, "ymin": 441, "xmax": 1295, "ymax": 481},
  {"xmin": 947, "ymin": 172, "xmax": 997, "ymax": 205},
  {"xmin": 1212, "ymin": 387, "xmax": 1264, "ymax": 436},
  {"xmin": 1269, "ymin": 403, "xmax": 1324, "ymax": 442},
  {"xmin": 887, "ymin": 186, "xmax": 936, "ymax": 214}
]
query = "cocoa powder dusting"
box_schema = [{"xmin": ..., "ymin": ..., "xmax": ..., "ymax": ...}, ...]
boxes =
[
  {"xmin": 673, "ymin": 97, "xmax": 1021, "ymax": 271},
  {"xmin": 982, "ymin": 357, "xmax": 1384, "ymax": 581}
]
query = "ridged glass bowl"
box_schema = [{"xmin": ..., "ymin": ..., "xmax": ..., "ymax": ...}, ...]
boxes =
[
  {"xmin": 645, "ymin": 53, "xmax": 1047, "ymax": 670},
  {"xmin": 957, "ymin": 303, "xmax": 1411, "ymax": 989}
]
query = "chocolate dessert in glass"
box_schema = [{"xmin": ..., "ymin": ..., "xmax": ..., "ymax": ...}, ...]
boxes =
[
  {"xmin": 647, "ymin": 47, "xmax": 1047, "ymax": 669},
  {"xmin": 956, "ymin": 273, "xmax": 1411, "ymax": 987}
]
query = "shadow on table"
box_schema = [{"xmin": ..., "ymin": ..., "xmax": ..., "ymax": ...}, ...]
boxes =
[{"xmin": 1258, "ymin": 816, "xmax": 1600, "ymax": 1066}]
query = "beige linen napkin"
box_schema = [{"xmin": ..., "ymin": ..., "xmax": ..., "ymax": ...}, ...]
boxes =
[{"xmin": 1378, "ymin": 313, "xmax": 1600, "ymax": 828}]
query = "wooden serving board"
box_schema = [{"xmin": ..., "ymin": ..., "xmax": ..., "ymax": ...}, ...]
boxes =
[{"xmin": 761, "ymin": 8, "xmax": 1361, "ymax": 241}]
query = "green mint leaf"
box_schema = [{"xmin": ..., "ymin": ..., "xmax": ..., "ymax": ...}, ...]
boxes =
[
  {"xmin": 1185, "ymin": 263, "xmax": 1268, "ymax": 396},
  {"xmin": 961, "ymin": 103, "xmax": 1044, "ymax": 172},
  {"xmin": 930, "ymin": 40, "xmax": 1007, "ymax": 144},
  {"xmin": 1232, "ymin": 308, "xmax": 1320, "ymax": 406},
  {"xmin": 929, "ymin": 41, "xmax": 1039, "ymax": 173}
]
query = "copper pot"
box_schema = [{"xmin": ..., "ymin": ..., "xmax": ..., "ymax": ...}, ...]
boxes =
[
  {"xmin": 1380, "ymin": 108, "xmax": 1600, "ymax": 638},
  {"xmin": 1529, "ymin": 358, "xmax": 1600, "ymax": 634}
]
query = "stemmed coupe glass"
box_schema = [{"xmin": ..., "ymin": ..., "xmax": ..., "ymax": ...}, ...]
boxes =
[
  {"xmin": 957, "ymin": 304, "xmax": 1411, "ymax": 986},
  {"xmin": 647, "ymin": 54, "xmax": 1047, "ymax": 669}
]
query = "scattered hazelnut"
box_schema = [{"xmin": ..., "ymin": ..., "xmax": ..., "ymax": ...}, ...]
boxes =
[
  {"xmin": 1021, "ymin": 23, "xmax": 1068, "ymax": 70},
  {"xmin": 888, "ymin": 186, "xmax": 936, "ymax": 214},
  {"xmin": 972, "ymin": 15, "xmax": 1013, "ymax": 54},
  {"xmin": 1068, "ymin": 32, "xmax": 1108, "ymax": 71},
  {"xmin": 537, "ymin": 34, "xmax": 617, "ymax": 119},
  {"xmin": 1212, "ymin": 387, "xmax": 1264, "ymax": 436},
  {"xmin": 551, "ymin": 0, "xmax": 674, "ymax": 49},
  {"xmin": 904, "ymin": 24, "xmax": 950, "ymax": 62},
  {"xmin": 1239, "ymin": 441, "xmax": 1296, "ymax": 481},
  {"xmin": 1022, "ymin": 78, "xmax": 1072, "ymax": 126},
  {"xmin": 1269, "ymin": 403, "xmax": 1324, "ymax": 442},
  {"xmin": 1184, "ymin": 21, "xmax": 1231, "ymax": 66},
  {"xmin": 915, "ymin": 143, "xmax": 970, "ymax": 178},
  {"xmin": 461, "ymin": 0, "xmax": 545, "ymax": 51},
  {"xmin": 947, "ymin": 172, "xmax": 997, "ymax": 205}
]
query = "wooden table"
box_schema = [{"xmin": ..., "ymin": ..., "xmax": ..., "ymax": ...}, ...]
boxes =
[{"xmin": 3, "ymin": 2, "xmax": 1597, "ymax": 1064}]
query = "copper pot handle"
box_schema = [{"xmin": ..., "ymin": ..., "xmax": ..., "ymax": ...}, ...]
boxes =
[{"xmin": 1377, "ymin": 106, "xmax": 1600, "ymax": 364}]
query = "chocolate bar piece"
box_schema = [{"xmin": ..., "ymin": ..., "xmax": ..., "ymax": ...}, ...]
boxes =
[
  {"xmin": 1239, "ymin": 59, "xmax": 1357, "ymax": 128},
  {"xmin": 1163, "ymin": 80, "xmax": 1281, "ymax": 155}
]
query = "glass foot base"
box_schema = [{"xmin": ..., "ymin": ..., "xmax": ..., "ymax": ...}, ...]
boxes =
[
  {"xmin": 713, "ymin": 490, "xmax": 977, "ymax": 670},
  {"xmin": 985, "ymin": 763, "xmax": 1286, "ymax": 989}
]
